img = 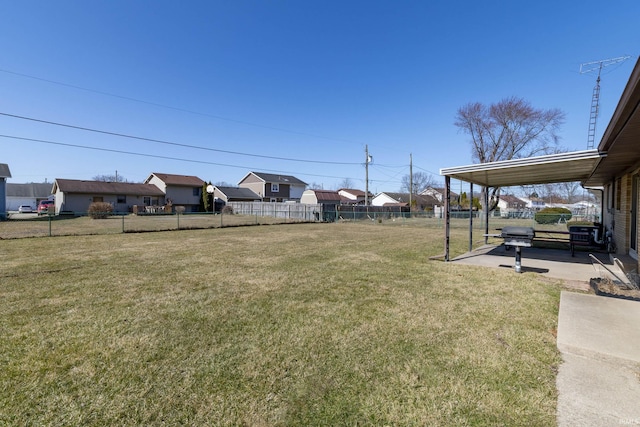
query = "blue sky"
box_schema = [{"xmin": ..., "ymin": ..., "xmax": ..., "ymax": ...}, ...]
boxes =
[{"xmin": 1, "ymin": 1, "xmax": 638, "ymax": 193}]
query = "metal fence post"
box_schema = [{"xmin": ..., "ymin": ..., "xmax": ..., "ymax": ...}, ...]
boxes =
[{"xmin": 49, "ymin": 214, "xmax": 52, "ymax": 237}]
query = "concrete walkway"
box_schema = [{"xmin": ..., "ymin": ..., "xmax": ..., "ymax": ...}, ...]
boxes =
[
  {"xmin": 450, "ymin": 245, "xmax": 640, "ymax": 425},
  {"xmin": 556, "ymin": 292, "xmax": 640, "ymax": 426}
]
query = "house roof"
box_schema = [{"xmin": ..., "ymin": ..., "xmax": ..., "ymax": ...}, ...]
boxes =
[
  {"xmin": 7, "ymin": 183, "xmax": 53, "ymax": 198},
  {"xmin": 214, "ymin": 186, "xmax": 261, "ymax": 200},
  {"xmin": 53, "ymin": 179, "xmax": 165, "ymax": 196},
  {"xmin": 308, "ymin": 190, "xmax": 341, "ymax": 202},
  {"xmin": 241, "ymin": 171, "xmax": 307, "ymax": 186},
  {"xmin": 338, "ymin": 188, "xmax": 370, "ymax": 197},
  {"xmin": 0, "ymin": 163, "xmax": 11, "ymax": 178},
  {"xmin": 422, "ymin": 187, "xmax": 459, "ymax": 198},
  {"xmin": 377, "ymin": 192, "xmax": 439, "ymax": 206},
  {"xmin": 499, "ymin": 194, "xmax": 526, "ymax": 205},
  {"xmin": 147, "ymin": 173, "xmax": 205, "ymax": 186}
]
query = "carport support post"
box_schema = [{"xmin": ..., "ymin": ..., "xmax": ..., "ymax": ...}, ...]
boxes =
[
  {"xmin": 484, "ymin": 187, "xmax": 490, "ymax": 245},
  {"xmin": 469, "ymin": 183, "xmax": 473, "ymax": 252},
  {"xmin": 444, "ymin": 176, "xmax": 450, "ymax": 262}
]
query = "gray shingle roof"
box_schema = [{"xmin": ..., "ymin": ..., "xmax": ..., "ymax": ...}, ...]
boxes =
[
  {"xmin": 54, "ymin": 179, "xmax": 165, "ymax": 196},
  {"xmin": 215, "ymin": 186, "xmax": 261, "ymax": 200},
  {"xmin": 7, "ymin": 183, "xmax": 53, "ymax": 198},
  {"xmin": 0, "ymin": 163, "xmax": 11, "ymax": 178},
  {"xmin": 249, "ymin": 172, "xmax": 307, "ymax": 185}
]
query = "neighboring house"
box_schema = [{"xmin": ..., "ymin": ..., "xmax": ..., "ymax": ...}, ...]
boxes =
[
  {"xmin": 0, "ymin": 163, "xmax": 11, "ymax": 219},
  {"xmin": 519, "ymin": 197, "xmax": 546, "ymax": 211},
  {"xmin": 337, "ymin": 188, "xmax": 372, "ymax": 205},
  {"xmin": 421, "ymin": 186, "xmax": 459, "ymax": 204},
  {"xmin": 497, "ymin": 194, "xmax": 527, "ymax": 217},
  {"xmin": 238, "ymin": 172, "xmax": 307, "ymax": 202},
  {"xmin": 145, "ymin": 173, "xmax": 205, "ymax": 212},
  {"xmin": 52, "ymin": 179, "xmax": 165, "ymax": 214},
  {"xmin": 213, "ymin": 186, "xmax": 262, "ymax": 203},
  {"xmin": 372, "ymin": 192, "xmax": 439, "ymax": 210},
  {"xmin": 6, "ymin": 183, "xmax": 53, "ymax": 211}
]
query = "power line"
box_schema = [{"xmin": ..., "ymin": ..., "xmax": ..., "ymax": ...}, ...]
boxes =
[
  {"xmin": 0, "ymin": 112, "xmax": 361, "ymax": 166},
  {"xmin": 0, "ymin": 133, "xmax": 393, "ymax": 183},
  {"xmin": 0, "ymin": 68, "xmax": 366, "ymax": 146}
]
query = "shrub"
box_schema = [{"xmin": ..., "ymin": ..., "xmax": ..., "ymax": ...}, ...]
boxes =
[
  {"xmin": 534, "ymin": 207, "xmax": 572, "ymax": 225},
  {"xmin": 221, "ymin": 205, "xmax": 234, "ymax": 215},
  {"xmin": 88, "ymin": 202, "xmax": 113, "ymax": 219}
]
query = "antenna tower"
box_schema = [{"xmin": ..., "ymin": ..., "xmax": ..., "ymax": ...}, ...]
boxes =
[{"xmin": 579, "ymin": 55, "xmax": 631, "ymax": 149}]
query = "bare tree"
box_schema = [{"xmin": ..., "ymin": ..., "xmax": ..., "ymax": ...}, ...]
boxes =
[
  {"xmin": 92, "ymin": 174, "xmax": 130, "ymax": 183},
  {"xmin": 455, "ymin": 97, "xmax": 565, "ymax": 210},
  {"xmin": 337, "ymin": 177, "xmax": 355, "ymax": 190},
  {"xmin": 558, "ymin": 181, "xmax": 581, "ymax": 204},
  {"xmin": 400, "ymin": 172, "xmax": 436, "ymax": 194},
  {"xmin": 307, "ymin": 182, "xmax": 325, "ymax": 190}
]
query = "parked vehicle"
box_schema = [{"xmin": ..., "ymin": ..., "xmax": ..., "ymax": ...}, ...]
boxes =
[
  {"xmin": 18, "ymin": 205, "xmax": 34, "ymax": 213},
  {"xmin": 37, "ymin": 200, "xmax": 55, "ymax": 215}
]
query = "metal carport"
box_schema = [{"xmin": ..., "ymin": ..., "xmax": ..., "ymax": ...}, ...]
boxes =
[{"xmin": 438, "ymin": 150, "xmax": 606, "ymax": 261}]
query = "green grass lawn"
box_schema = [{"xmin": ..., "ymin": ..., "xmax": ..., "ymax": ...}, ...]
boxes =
[{"xmin": 0, "ymin": 222, "xmax": 561, "ymax": 426}]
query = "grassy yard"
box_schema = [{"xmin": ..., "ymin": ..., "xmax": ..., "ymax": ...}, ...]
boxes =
[{"xmin": 0, "ymin": 222, "xmax": 562, "ymax": 426}]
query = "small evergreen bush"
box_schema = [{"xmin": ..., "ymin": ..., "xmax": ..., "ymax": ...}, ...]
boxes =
[
  {"xmin": 534, "ymin": 207, "xmax": 572, "ymax": 224},
  {"xmin": 88, "ymin": 202, "xmax": 113, "ymax": 219}
]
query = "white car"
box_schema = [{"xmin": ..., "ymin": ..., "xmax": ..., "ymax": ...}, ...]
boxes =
[{"xmin": 18, "ymin": 205, "xmax": 34, "ymax": 213}]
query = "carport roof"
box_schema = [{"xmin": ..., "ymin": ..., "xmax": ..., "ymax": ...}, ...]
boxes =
[{"xmin": 439, "ymin": 150, "xmax": 605, "ymax": 188}]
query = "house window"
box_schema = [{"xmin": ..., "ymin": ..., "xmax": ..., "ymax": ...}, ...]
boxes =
[
  {"xmin": 616, "ymin": 178, "xmax": 622, "ymax": 211},
  {"xmin": 143, "ymin": 196, "xmax": 151, "ymax": 206},
  {"xmin": 117, "ymin": 195, "xmax": 126, "ymax": 204},
  {"xmin": 271, "ymin": 183, "xmax": 279, "ymax": 193},
  {"xmin": 193, "ymin": 187, "xmax": 201, "ymax": 196}
]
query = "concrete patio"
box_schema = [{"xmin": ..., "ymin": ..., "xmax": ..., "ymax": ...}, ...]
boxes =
[
  {"xmin": 450, "ymin": 244, "xmax": 640, "ymax": 426},
  {"xmin": 450, "ymin": 244, "xmax": 621, "ymax": 285}
]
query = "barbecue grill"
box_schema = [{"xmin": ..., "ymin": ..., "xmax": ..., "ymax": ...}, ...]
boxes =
[{"xmin": 500, "ymin": 226, "xmax": 535, "ymax": 273}]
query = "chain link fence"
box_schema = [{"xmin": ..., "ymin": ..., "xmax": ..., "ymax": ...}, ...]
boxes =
[{"xmin": 2, "ymin": 204, "xmax": 602, "ymax": 240}]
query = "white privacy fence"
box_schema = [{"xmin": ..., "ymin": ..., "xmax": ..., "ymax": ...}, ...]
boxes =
[{"xmin": 228, "ymin": 202, "xmax": 324, "ymax": 221}]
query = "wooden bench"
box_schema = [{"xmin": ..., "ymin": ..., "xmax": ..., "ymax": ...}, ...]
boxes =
[
  {"xmin": 496, "ymin": 228, "xmax": 596, "ymax": 256},
  {"xmin": 536, "ymin": 229, "xmax": 594, "ymax": 256}
]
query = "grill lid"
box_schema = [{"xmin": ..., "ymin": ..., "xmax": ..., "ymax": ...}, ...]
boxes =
[{"xmin": 501, "ymin": 226, "xmax": 535, "ymax": 239}]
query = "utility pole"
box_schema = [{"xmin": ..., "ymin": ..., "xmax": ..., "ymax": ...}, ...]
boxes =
[{"xmin": 365, "ymin": 145, "xmax": 372, "ymax": 205}]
